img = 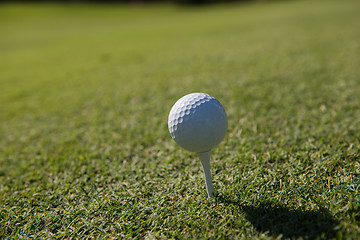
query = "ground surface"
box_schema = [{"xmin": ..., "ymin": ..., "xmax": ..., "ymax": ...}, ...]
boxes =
[{"xmin": 0, "ymin": 0, "xmax": 359, "ymax": 239}]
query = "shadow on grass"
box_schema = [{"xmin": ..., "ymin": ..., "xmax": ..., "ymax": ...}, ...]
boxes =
[{"xmin": 216, "ymin": 195, "xmax": 338, "ymax": 239}]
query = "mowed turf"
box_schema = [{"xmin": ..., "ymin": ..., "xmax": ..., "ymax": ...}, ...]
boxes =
[{"xmin": 0, "ymin": 0, "xmax": 359, "ymax": 239}]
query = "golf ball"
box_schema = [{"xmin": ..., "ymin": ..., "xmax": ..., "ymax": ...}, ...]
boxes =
[{"xmin": 168, "ymin": 93, "xmax": 227, "ymax": 153}]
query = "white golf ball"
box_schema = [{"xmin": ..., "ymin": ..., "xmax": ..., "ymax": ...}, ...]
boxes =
[{"xmin": 168, "ymin": 93, "xmax": 228, "ymax": 153}]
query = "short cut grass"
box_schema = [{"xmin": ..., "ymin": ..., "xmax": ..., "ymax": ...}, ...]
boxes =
[{"xmin": 1, "ymin": 0, "xmax": 359, "ymax": 239}]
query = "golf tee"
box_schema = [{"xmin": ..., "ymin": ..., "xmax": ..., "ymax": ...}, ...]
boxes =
[{"xmin": 197, "ymin": 151, "xmax": 214, "ymax": 198}]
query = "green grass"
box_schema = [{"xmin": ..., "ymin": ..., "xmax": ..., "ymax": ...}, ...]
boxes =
[{"xmin": 1, "ymin": 0, "xmax": 360, "ymax": 239}]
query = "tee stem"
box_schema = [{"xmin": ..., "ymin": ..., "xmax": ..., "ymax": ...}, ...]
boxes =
[{"xmin": 197, "ymin": 151, "xmax": 214, "ymax": 198}]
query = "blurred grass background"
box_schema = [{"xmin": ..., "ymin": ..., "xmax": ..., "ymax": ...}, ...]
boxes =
[{"xmin": 1, "ymin": 0, "xmax": 359, "ymax": 239}]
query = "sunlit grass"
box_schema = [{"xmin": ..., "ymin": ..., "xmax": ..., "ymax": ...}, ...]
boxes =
[{"xmin": 1, "ymin": 0, "xmax": 359, "ymax": 238}]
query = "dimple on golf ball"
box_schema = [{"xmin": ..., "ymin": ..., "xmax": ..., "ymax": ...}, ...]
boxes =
[{"xmin": 168, "ymin": 93, "xmax": 228, "ymax": 153}]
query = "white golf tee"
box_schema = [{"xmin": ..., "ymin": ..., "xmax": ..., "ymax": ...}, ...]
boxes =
[{"xmin": 197, "ymin": 151, "xmax": 214, "ymax": 198}]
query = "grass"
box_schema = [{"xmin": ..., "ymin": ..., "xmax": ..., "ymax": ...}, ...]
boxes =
[{"xmin": 1, "ymin": 0, "xmax": 359, "ymax": 239}]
